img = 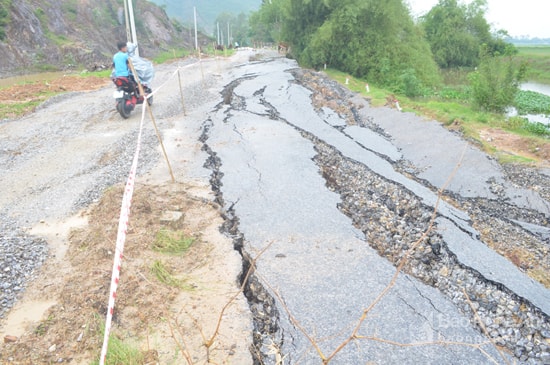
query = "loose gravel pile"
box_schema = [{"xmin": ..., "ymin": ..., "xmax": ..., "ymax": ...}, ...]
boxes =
[{"xmin": 0, "ymin": 216, "xmax": 48, "ymax": 315}]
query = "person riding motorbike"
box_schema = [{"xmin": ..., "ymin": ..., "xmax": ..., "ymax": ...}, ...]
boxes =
[
  {"xmin": 111, "ymin": 41, "xmax": 154, "ymax": 118},
  {"xmin": 112, "ymin": 41, "xmax": 136, "ymax": 89}
]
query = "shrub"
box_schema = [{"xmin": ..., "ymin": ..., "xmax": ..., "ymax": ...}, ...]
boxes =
[
  {"xmin": 469, "ymin": 50, "xmax": 527, "ymax": 113},
  {"xmin": 400, "ymin": 68, "xmax": 425, "ymax": 98}
]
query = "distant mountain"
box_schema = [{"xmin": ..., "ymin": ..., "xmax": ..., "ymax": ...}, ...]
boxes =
[
  {"xmin": 149, "ymin": 0, "xmax": 261, "ymax": 33},
  {"xmin": 507, "ymin": 37, "xmax": 550, "ymax": 46}
]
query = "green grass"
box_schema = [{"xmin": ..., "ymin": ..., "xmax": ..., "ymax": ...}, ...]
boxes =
[
  {"xmin": 34, "ymin": 314, "xmax": 55, "ymax": 336},
  {"xmin": 496, "ymin": 152, "xmax": 537, "ymax": 165},
  {"xmin": 324, "ymin": 68, "xmax": 388, "ymax": 106},
  {"xmin": 515, "ymin": 46, "xmax": 550, "ymax": 84},
  {"xmin": 0, "ymin": 85, "xmax": 61, "ymax": 119},
  {"xmin": 204, "ymin": 45, "xmax": 236, "ymax": 57},
  {"xmin": 324, "ymin": 68, "xmax": 550, "ymax": 160},
  {"xmin": 0, "ymin": 100, "xmax": 43, "ymax": 119},
  {"xmin": 150, "ymin": 45, "xmax": 233, "ymax": 64},
  {"xmin": 151, "ymin": 260, "xmax": 193, "ymax": 289},
  {"xmin": 152, "ymin": 48, "xmax": 190, "ymax": 64},
  {"xmin": 91, "ymin": 318, "xmax": 144, "ymax": 365},
  {"xmin": 76, "ymin": 69, "xmax": 112, "ymax": 78},
  {"xmin": 153, "ymin": 229, "xmax": 195, "ymax": 254}
]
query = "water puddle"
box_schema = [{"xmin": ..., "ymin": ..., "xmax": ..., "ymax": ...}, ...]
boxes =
[
  {"xmin": 2, "ymin": 300, "xmax": 57, "ymax": 337},
  {"xmin": 0, "ymin": 214, "xmax": 88, "ymax": 338}
]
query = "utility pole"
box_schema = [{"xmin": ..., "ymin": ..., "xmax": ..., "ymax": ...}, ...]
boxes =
[
  {"xmin": 126, "ymin": 0, "xmax": 139, "ymax": 56},
  {"xmin": 123, "ymin": 0, "xmax": 131, "ymax": 42},
  {"xmin": 193, "ymin": 6, "xmax": 198, "ymax": 51},
  {"xmin": 217, "ymin": 22, "xmax": 220, "ymax": 46}
]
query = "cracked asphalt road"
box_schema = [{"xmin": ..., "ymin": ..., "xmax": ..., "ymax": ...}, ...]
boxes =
[
  {"xmin": 201, "ymin": 53, "xmax": 550, "ymax": 364},
  {"xmin": 2, "ymin": 49, "xmax": 549, "ymax": 364}
]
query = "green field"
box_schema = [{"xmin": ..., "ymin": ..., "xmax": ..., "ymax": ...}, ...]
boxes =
[{"xmin": 516, "ymin": 46, "xmax": 550, "ymax": 84}]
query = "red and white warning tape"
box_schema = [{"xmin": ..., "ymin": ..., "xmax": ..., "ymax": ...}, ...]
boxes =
[
  {"xmin": 99, "ymin": 104, "xmax": 147, "ymax": 364},
  {"xmin": 99, "ymin": 59, "xmax": 204, "ymax": 362}
]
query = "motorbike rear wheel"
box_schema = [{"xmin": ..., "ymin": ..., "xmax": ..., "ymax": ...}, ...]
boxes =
[{"xmin": 116, "ymin": 99, "xmax": 132, "ymax": 119}]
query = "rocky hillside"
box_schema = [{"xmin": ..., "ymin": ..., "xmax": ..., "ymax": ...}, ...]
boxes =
[{"xmin": 0, "ymin": 0, "xmax": 197, "ymax": 77}]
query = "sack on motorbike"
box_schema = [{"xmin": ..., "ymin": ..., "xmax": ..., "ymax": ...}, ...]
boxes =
[{"xmin": 126, "ymin": 42, "xmax": 155, "ymax": 85}]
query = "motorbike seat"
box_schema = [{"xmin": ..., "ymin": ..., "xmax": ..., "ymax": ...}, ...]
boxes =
[{"xmin": 112, "ymin": 77, "xmax": 136, "ymax": 93}]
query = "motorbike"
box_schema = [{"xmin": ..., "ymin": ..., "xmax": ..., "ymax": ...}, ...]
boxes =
[{"xmin": 111, "ymin": 76, "xmax": 153, "ymax": 119}]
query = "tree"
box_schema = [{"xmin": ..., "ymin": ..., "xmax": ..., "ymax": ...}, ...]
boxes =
[
  {"xmin": 420, "ymin": 0, "xmax": 492, "ymax": 68},
  {"xmin": 300, "ymin": 0, "xmax": 441, "ymax": 91},
  {"xmin": 469, "ymin": 47, "xmax": 527, "ymax": 113},
  {"xmin": 232, "ymin": 12, "xmax": 250, "ymax": 47},
  {"xmin": 249, "ymin": 0, "xmax": 286, "ymax": 44},
  {"xmin": 214, "ymin": 12, "xmax": 250, "ymax": 47},
  {"xmin": 281, "ymin": 0, "xmax": 331, "ymax": 60},
  {"xmin": 250, "ymin": 0, "xmax": 441, "ymax": 92}
]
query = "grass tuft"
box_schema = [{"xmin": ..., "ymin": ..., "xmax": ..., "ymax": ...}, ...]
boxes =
[
  {"xmin": 153, "ymin": 229, "xmax": 194, "ymax": 254},
  {"xmin": 92, "ymin": 316, "xmax": 144, "ymax": 365},
  {"xmin": 151, "ymin": 260, "xmax": 192, "ymax": 290}
]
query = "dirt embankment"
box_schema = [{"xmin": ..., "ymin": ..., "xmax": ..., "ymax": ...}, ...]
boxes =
[{"xmin": 1, "ymin": 184, "xmax": 251, "ymax": 364}]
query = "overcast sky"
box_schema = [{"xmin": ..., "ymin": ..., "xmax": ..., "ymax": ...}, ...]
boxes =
[{"xmin": 407, "ymin": 0, "xmax": 550, "ymax": 38}]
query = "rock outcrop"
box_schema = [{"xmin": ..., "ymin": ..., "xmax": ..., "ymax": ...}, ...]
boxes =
[{"xmin": 0, "ymin": 0, "xmax": 196, "ymax": 77}]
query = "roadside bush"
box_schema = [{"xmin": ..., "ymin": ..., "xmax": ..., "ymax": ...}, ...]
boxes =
[
  {"xmin": 399, "ymin": 68, "xmax": 425, "ymax": 98},
  {"xmin": 469, "ymin": 51, "xmax": 527, "ymax": 113},
  {"xmin": 507, "ymin": 116, "xmax": 526, "ymax": 129}
]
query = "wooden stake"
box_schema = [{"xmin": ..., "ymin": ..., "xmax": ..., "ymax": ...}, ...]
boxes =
[{"xmin": 128, "ymin": 59, "xmax": 175, "ymax": 183}]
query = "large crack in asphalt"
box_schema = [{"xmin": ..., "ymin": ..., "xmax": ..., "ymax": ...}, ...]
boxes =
[
  {"xmin": 201, "ymin": 67, "xmax": 550, "ymax": 363},
  {"xmin": 199, "ymin": 117, "xmax": 283, "ymax": 364},
  {"xmin": 311, "ymin": 139, "xmax": 550, "ymax": 362},
  {"xmin": 290, "ymin": 70, "xmax": 550, "ymax": 363},
  {"xmin": 275, "ymin": 72, "xmax": 549, "ymax": 362}
]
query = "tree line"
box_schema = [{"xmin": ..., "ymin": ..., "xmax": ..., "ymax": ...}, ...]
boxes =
[{"xmin": 248, "ymin": 0, "xmax": 526, "ymax": 113}]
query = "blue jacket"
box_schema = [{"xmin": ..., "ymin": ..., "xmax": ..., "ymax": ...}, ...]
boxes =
[{"xmin": 113, "ymin": 51, "xmax": 129, "ymax": 77}]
